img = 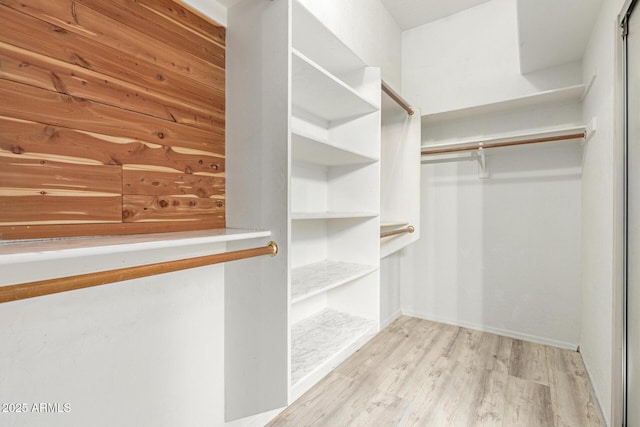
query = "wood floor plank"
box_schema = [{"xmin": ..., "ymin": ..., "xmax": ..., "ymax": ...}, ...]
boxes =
[
  {"xmin": 547, "ymin": 364, "xmax": 604, "ymax": 427},
  {"xmin": 375, "ymin": 323, "xmax": 460, "ymax": 400},
  {"xmin": 273, "ymin": 317, "xmax": 605, "ymax": 427},
  {"xmin": 502, "ymin": 376, "xmax": 554, "ymax": 427},
  {"xmin": 267, "ymin": 372, "xmax": 411, "ymax": 427},
  {"xmin": 335, "ymin": 316, "xmax": 428, "ymax": 381},
  {"xmin": 509, "ymin": 339, "xmax": 550, "ymax": 386}
]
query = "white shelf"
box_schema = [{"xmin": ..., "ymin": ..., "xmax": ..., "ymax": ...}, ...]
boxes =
[
  {"xmin": 292, "ymin": 49, "xmax": 378, "ymax": 122},
  {"xmin": 291, "ymin": 129, "xmax": 378, "ymax": 166},
  {"xmin": 290, "ymin": 308, "xmax": 376, "ymax": 386},
  {"xmin": 292, "ymin": 0, "xmax": 365, "ymax": 77},
  {"xmin": 380, "ymin": 220, "xmax": 409, "ymax": 228},
  {"xmin": 423, "ymin": 84, "xmax": 587, "ymax": 123},
  {"xmin": 0, "ymin": 228, "xmax": 271, "ymax": 260},
  {"xmin": 291, "ymin": 211, "xmax": 378, "ymax": 220},
  {"xmin": 291, "ymin": 260, "xmax": 377, "ymax": 303}
]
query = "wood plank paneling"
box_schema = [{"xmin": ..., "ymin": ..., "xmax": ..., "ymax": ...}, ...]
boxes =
[
  {"xmin": 76, "ymin": 0, "xmax": 224, "ymax": 66},
  {"xmin": 0, "ymin": 4, "xmax": 222, "ymax": 112},
  {"xmin": 123, "ymin": 170, "xmax": 224, "ymax": 198},
  {"xmin": 0, "ymin": 80, "xmax": 224, "ymax": 159},
  {"xmin": 0, "ymin": 0, "xmax": 225, "ymax": 240},
  {"xmin": 0, "ymin": 158, "xmax": 121, "ymax": 225},
  {"xmin": 0, "ymin": 117, "xmax": 224, "ymax": 173},
  {"xmin": 123, "ymin": 195, "xmax": 224, "ymax": 223},
  {"xmin": 135, "ymin": 0, "xmax": 226, "ymax": 46},
  {"xmin": 0, "ymin": 43, "xmax": 224, "ymax": 131}
]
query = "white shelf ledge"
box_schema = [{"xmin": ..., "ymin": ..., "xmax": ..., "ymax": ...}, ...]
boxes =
[
  {"xmin": 0, "ymin": 228, "xmax": 272, "ymax": 286},
  {"xmin": 291, "ymin": 260, "xmax": 377, "ymax": 304},
  {"xmin": 291, "ymin": 212, "xmax": 378, "ymax": 220},
  {"xmin": 380, "ymin": 220, "xmax": 409, "ymax": 228},
  {"xmin": 0, "ymin": 228, "xmax": 271, "ymax": 259},
  {"xmin": 292, "ymin": 0, "xmax": 365, "ymax": 77},
  {"xmin": 291, "ymin": 309, "xmax": 376, "ymax": 387},
  {"xmin": 423, "ymin": 84, "xmax": 587, "ymax": 123},
  {"xmin": 292, "ymin": 49, "xmax": 377, "ymax": 122},
  {"xmin": 291, "ymin": 129, "xmax": 378, "ymax": 166}
]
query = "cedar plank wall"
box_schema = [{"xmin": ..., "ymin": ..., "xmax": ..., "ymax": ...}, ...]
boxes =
[{"xmin": 0, "ymin": 0, "xmax": 226, "ymax": 240}]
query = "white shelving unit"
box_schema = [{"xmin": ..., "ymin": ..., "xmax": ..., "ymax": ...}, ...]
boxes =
[
  {"xmin": 288, "ymin": 1, "xmax": 380, "ymax": 401},
  {"xmin": 420, "ymin": 79, "xmax": 594, "ymax": 148},
  {"xmin": 226, "ymin": 0, "xmax": 383, "ymax": 417},
  {"xmin": 420, "ymin": 82, "xmax": 590, "ymax": 172}
]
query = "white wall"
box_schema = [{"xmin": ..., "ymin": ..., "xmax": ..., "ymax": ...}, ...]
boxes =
[
  {"xmin": 400, "ymin": 0, "xmax": 586, "ymax": 350},
  {"xmin": 403, "ymin": 142, "xmax": 583, "ymax": 348},
  {"xmin": 298, "ymin": 0, "xmax": 402, "ymax": 89},
  {"xmin": 380, "ymin": 252, "xmax": 403, "ymax": 326},
  {"xmin": 0, "ymin": 244, "xmax": 227, "ymax": 427},
  {"xmin": 402, "ymin": 0, "xmax": 583, "ymax": 115},
  {"xmin": 580, "ymin": 0, "xmax": 626, "ymax": 423}
]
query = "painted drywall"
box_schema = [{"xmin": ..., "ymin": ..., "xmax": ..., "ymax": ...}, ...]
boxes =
[
  {"xmin": 380, "ymin": 252, "xmax": 403, "ymax": 327},
  {"xmin": 402, "ymin": 0, "xmax": 583, "ymax": 115},
  {"xmin": 400, "ymin": 0, "xmax": 585, "ymax": 350},
  {"xmin": 579, "ymin": 0, "xmax": 626, "ymax": 423},
  {"xmin": 0, "ymin": 247, "xmax": 227, "ymax": 427},
  {"xmin": 403, "ymin": 142, "xmax": 583, "ymax": 348},
  {"xmin": 298, "ymin": 0, "xmax": 402, "ymax": 89}
]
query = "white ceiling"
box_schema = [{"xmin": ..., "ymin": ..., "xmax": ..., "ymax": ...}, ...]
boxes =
[
  {"xmin": 221, "ymin": 0, "xmax": 604, "ymax": 75},
  {"xmin": 379, "ymin": 0, "xmax": 492, "ymax": 30},
  {"xmin": 381, "ymin": 0, "xmax": 604, "ymax": 73},
  {"xmin": 517, "ymin": 0, "xmax": 604, "ymax": 73}
]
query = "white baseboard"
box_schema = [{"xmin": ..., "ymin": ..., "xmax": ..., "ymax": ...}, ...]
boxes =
[{"xmin": 401, "ymin": 310, "xmax": 578, "ymax": 351}]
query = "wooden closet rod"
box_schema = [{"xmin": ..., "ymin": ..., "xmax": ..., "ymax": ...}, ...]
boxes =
[
  {"xmin": 421, "ymin": 132, "xmax": 586, "ymax": 156},
  {"xmin": 381, "ymin": 81, "xmax": 415, "ymax": 116},
  {"xmin": 380, "ymin": 225, "xmax": 415, "ymax": 239},
  {"xmin": 0, "ymin": 241, "xmax": 278, "ymax": 304}
]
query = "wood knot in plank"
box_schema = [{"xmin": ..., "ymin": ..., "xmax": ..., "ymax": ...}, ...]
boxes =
[
  {"xmin": 215, "ymin": 200, "xmax": 223, "ymax": 208},
  {"xmin": 122, "ymin": 209, "xmax": 132, "ymax": 219},
  {"xmin": 44, "ymin": 126, "xmax": 57, "ymax": 137},
  {"xmin": 158, "ymin": 199, "xmax": 169, "ymax": 208},
  {"xmin": 50, "ymin": 72, "xmax": 68, "ymax": 94},
  {"xmin": 70, "ymin": 53, "xmax": 91, "ymax": 69},
  {"xmin": 11, "ymin": 145, "xmax": 24, "ymax": 154},
  {"xmin": 49, "ymin": 24, "xmax": 68, "ymax": 34},
  {"xmin": 155, "ymin": 74, "xmax": 164, "ymax": 81}
]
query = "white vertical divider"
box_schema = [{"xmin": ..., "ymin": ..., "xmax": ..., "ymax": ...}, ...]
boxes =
[
  {"xmin": 224, "ymin": 0, "xmax": 291, "ymax": 421},
  {"xmin": 380, "ymin": 100, "xmax": 421, "ymax": 258}
]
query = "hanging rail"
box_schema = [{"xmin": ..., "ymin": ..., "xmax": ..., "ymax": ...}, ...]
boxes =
[
  {"xmin": 381, "ymin": 80, "xmax": 415, "ymax": 116},
  {"xmin": 380, "ymin": 225, "xmax": 415, "ymax": 239},
  {"xmin": 421, "ymin": 132, "xmax": 586, "ymax": 156},
  {"xmin": 0, "ymin": 241, "xmax": 278, "ymax": 304}
]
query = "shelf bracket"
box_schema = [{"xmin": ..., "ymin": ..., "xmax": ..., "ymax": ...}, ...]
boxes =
[{"xmin": 474, "ymin": 143, "xmax": 489, "ymax": 179}]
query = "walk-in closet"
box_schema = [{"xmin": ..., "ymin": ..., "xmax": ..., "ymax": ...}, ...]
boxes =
[{"xmin": 0, "ymin": 0, "xmax": 636, "ymax": 426}]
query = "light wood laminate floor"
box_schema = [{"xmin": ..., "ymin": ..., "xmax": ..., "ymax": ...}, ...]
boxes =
[{"xmin": 268, "ymin": 316, "xmax": 604, "ymax": 427}]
